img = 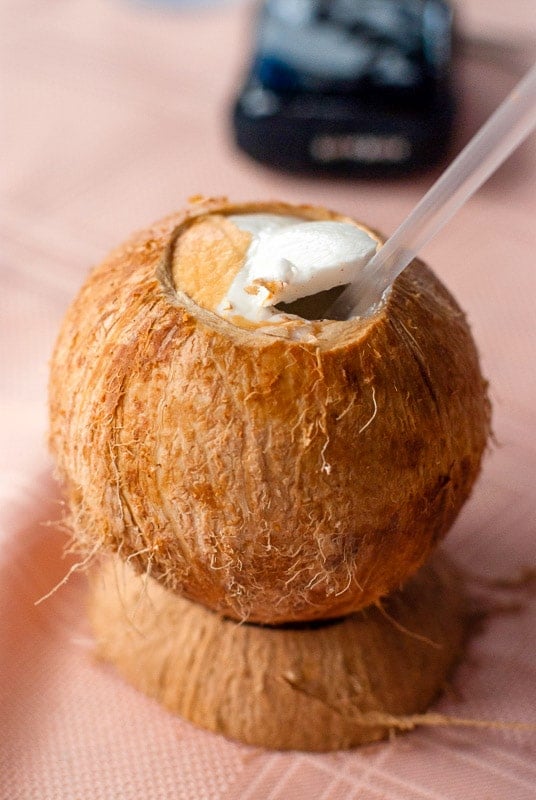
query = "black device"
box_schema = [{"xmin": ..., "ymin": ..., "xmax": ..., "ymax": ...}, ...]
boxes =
[{"xmin": 232, "ymin": 0, "xmax": 455, "ymax": 176}]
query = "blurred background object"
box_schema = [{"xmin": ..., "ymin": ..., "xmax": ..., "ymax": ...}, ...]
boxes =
[{"xmin": 232, "ymin": 0, "xmax": 456, "ymax": 175}]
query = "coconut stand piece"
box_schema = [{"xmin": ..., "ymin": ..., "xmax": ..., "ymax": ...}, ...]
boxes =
[
  {"xmin": 49, "ymin": 198, "xmax": 490, "ymax": 625},
  {"xmin": 89, "ymin": 553, "xmax": 467, "ymax": 752}
]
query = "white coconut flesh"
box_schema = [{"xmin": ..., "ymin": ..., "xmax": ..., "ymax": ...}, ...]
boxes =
[{"xmin": 171, "ymin": 213, "xmax": 378, "ymax": 329}]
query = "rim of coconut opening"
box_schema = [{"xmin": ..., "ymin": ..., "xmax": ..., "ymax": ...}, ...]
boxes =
[{"xmin": 157, "ymin": 200, "xmax": 389, "ymax": 351}]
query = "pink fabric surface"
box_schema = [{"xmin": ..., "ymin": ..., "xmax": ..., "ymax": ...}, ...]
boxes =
[{"xmin": 1, "ymin": 1, "xmax": 535, "ymax": 797}]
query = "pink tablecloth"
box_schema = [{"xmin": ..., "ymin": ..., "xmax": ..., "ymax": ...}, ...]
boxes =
[{"xmin": 1, "ymin": 1, "xmax": 535, "ymax": 798}]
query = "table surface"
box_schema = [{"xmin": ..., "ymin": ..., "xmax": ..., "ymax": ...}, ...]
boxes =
[{"xmin": 1, "ymin": 1, "xmax": 535, "ymax": 798}]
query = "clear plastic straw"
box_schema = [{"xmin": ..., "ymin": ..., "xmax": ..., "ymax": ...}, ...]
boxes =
[{"xmin": 329, "ymin": 62, "xmax": 536, "ymax": 320}]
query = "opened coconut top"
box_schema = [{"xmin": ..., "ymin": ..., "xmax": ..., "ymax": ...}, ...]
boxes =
[{"xmin": 170, "ymin": 204, "xmax": 382, "ymax": 342}]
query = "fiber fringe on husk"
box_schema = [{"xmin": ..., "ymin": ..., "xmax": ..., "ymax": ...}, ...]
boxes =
[{"xmin": 49, "ymin": 198, "xmax": 491, "ymax": 624}]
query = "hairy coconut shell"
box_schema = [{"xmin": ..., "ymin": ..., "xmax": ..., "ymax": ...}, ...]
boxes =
[
  {"xmin": 49, "ymin": 198, "xmax": 490, "ymax": 624},
  {"xmin": 89, "ymin": 553, "xmax": 467, "ymax": 751}
]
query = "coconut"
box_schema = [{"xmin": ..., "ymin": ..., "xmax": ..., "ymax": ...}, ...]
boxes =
[
  {"xmin": 49, "ymin": 197, "xmax": 490, "ymax": 625},
  {"xmin": 89, "ymin": 552, "xmax": 467, "ymax": 751}
]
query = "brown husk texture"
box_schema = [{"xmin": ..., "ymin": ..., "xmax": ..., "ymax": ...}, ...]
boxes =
[
  {"xmin": 49, "ymin": 198, "xmax": 491, "ymax": 624},
  {"xmin": 89, "ymin": 553, "xmax": 467, "ymax": 751}
]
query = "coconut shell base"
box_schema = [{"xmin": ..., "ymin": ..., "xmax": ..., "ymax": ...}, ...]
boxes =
[{"xmin": 89, "ymin": 553, "xmax": 467, "ymax": 751}]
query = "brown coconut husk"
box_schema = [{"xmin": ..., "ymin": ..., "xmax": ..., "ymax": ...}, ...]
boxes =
[
  {"xmin": 89, "ymin": 552, "xmax": 467, "ymax": 751},
  {"xmin": 49, "ymin": 198, "xmax": 491, "ymax": 624}
]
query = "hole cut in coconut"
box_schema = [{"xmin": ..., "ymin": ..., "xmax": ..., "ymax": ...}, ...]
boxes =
[
  {"xmin": 170, "ymin": 210, "xmax": 379, "ymax": 329},
  {"xmin": 275, "ymin": 283, "xmax": 349, "ymax": 321}
]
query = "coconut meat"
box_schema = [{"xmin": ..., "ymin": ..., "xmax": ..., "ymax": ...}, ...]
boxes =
[{"xmin": 218, "ymin": 214, "xmax": 378, "ymax": 324}]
